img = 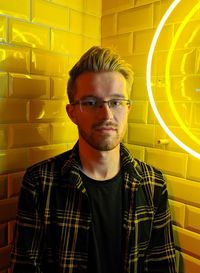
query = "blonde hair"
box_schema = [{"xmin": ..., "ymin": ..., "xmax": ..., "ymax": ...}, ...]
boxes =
[{"xmin": 67, "ymin": 46, "xmax": 134, "ymax": 103}]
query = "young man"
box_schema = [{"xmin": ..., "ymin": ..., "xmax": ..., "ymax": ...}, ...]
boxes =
[{"xmin": 11, "ymin": 46, "xmax": 176, "ymax": 273}]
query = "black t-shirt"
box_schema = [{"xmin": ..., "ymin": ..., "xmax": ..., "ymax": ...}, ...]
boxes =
[{"xmin": 81, "ymin": 171, "xmax": 123, "ymax": 273}]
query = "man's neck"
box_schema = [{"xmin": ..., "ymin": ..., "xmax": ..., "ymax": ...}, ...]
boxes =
[{"xmin": 79, "ymin": 139, "xmax": 121, "ymax": 181}]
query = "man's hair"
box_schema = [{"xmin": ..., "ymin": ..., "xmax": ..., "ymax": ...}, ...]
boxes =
[{"xmin": 67, "ymin": 46, "xmax": 134, "ymax": 103}]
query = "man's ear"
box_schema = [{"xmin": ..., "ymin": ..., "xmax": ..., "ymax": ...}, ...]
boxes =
[{"xmin": 66, "ymin": 104, "xmax": 77, "ymax": 125}]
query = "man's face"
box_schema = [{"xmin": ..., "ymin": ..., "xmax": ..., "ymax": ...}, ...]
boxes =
[{"xmin": 67, "ymin": 71, "xmax": 131, "ymax": 151}]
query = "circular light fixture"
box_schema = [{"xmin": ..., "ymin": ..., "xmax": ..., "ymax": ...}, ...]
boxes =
[{"xmin": 146, "ymin": 0, "xmax": 200, "ymax": 159}]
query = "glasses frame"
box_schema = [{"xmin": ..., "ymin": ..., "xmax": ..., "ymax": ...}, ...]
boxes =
[{"xmin": 71, "ymin": 98, "xmax": 132, "ymax": 112}]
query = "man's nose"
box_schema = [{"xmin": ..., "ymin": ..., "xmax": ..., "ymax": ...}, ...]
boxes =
[{"xmin": 98, "ymin": 103, "xmax": 113, "ymax": 119}]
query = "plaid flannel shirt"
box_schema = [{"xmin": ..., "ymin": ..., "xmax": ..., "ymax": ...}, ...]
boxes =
[{"xmin": 11, "ymin": 143, "xmax": 176, "ymax": 273}]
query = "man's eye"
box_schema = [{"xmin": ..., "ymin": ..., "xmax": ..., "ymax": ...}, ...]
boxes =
[
  {"xmin": 109, "ymin": 100, "xmax": 122, "ymax": 107},
  {"xmin": 82, "ymin": 100, "xmax": 97, "ymax": 107}
]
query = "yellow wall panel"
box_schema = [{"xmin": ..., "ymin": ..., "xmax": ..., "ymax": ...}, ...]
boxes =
[
  {"xmin": 9, "ymin": 19, "xmax": 50, "ymax": 50},
  {"xmin": 118, "ymin": 5, "xmax": 153, "ymax": 33},
  {"xmin": 0, "ymin": 148, "xmax": 29, "ymax": 175},
  {"xmin": 128, "ymin": 101, "xmax": 148, "ymax": 123},
  {"xmin": 101, "ymin": 14, "xmax": 116, "ymax": 37},
  {"xmin": 166, "ymin": 175, "xmax": 200, "ymax": 207},
  {"xmin": 51, "ymin": 29, "xmax": 83, "ymax": 55},
  {"xmin": 0, "ymin": 125, "xmax": 8, "ymax": 149},
  {"xmin": 174, "ymin": 226, "xmax": 200, "ymax": 259},
  {"xmin": 0, "ymin": 73, "xmax": 8, "ymax": 98},
  {"xmin": 169, "ymin": 200, "xmax": 185, "ymax": 228},
  {"xmin": 51, "ymin": 122, "xmax": 78, "ymax": 144},
  {"xmin": 83, "ymin": 14, "xmax": 101, "ymax": 38},
  {"xmin": 102, "ymin": 33, "xmax": 133, "ymax": 56},
  {"xmin": 0, "ymin": 15, "xmax": 7, "ymax": 43},
  {"xmin": 29, "ymin": 144, "xmax": 68, "ymax": 166},
  {"xmin": 187, "ymin": 155, "xmax": 200, "ymax": 182},
  {"xmin": 102, "ymin": 0, "xmax": 133, "ymax": 13},
  {"xmin": 50, "ymin": 77, "xmax": 68, "ymax": 99},
  {"xmin": 8, "ymin": 172, "xmax": 24, "ymax": 198},
  {"xmin": 185, "ymin": 205, "xmax": 200, "ymax": 233},
  {"xmin": 128, "ymin": 123, "xmax": 154, "ymax": 147},
  {"xmin": 8, "ymin": 124, "xmax": 50, "ymax": 148},
  {"xmin": 181, "ymin": 253, "xmax": 200, "ymax": 273},
  {"xmin": 31, "ymin": 49, "xmax": 68, "ymax": 76},
  {"xmin": 9, "ymin": 73, "xmax": 50, "ymax": 99},
  {"xmin": 29, "ymin": 100, "xmax": 67, "ymax": 122},
  {"xmin": 85, "ymin": 0, "xmax": 101, "ymax": 16},
  {"xmin": 0, "ymin": 45, "xmax": 30, "ymax": 73},
  {"xmin": 0, "ymin": 0, "xmax": 29, "ymax": 20},
  {"xmin": 146, "ymin": 148, "xmax": 187, "ymax": 178},
  {"xmin": 32, "ymin": 0, "xmax": 69, "ymax": 30},
  {"xmin": 0, "ymin": 99, "xmax": 28, "ymax": 123},
  {"xmin": 51, "ymin": 0, "xmax": 84, "ymax": 10},
  {"xmin": 69, "ymin": 10, "xmax": 84, "ymax": 34}
]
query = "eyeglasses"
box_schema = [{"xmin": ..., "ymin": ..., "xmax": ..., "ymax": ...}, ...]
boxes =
[{"xmin": 71, "ymin": 98, "xmax": 132, "ymax": 112}]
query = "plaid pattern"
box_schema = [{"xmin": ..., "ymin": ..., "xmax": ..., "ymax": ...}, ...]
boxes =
[{"xmin": 11, "ymin": 143, "xmax": 176, "ymax": 273}]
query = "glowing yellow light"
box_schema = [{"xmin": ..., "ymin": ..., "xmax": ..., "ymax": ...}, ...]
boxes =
[{"xmin": 146, "ymin": 0, "xmax": 200, "ymax": 159}]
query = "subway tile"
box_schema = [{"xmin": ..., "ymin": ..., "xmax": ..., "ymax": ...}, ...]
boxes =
[
  {"xmin": 125, "ymin": 54, "xmax": 147, "ymax": 76},
  {"xmin": 133, "ymin": 28, "xmax": 155, "ymax": 54},
  {"xmin": 29, "ymin": 143, "xmax": 68, "ymax": 166},
  {"xmin": 0, "ymin": 148, "xmax": 29, "ymax": 174},
  {"xmin": 0, "ymin": 197, "xmax": 18, "ymax": 223},
  {"xmin": 8, "ymin": 172, "xmax": 24, "ymax": 198},
  {"xmin": 169, "ymin": 200, "xmax": 185, "ymax": 228},
  {"xmin": 173, "ymin": 226, "xmax": 200, "ymax": 259},
  {"xmin": 191, "ymin": 103, "xmax": 200, "ymax": 128},
  {"xmin": 9, "ymin": 19, "xmax": 50, "ymax": 50},
  {"xmin": 128, "ymin": 123, "xmax": 154, "ymax": 147},
  {"xmin": 124, "ymin": 143, "xmax": 145, "ymax": 161},
  {"xmin": 118, "ymin": 5, "xmax": 153, "ymax": 33},
  {"xmin": 101, "ymin": 14, "xmax": 117, "ymax": 38},
  {"xmin": 69, "ymin": 10, "xmax": 84, "ymax": 34},
  {"xmin": 102, "ymin": 0, "xmax": 133, "ymax": 13},
  {"xmin": 32, "ymin": 0, "xmax": 69, "ymax": 30},
  {"xmin": 9, "ymin": 73, "xmax": 50, "ymax": 99},
  {"xmin": 0, "ymin": 73, "xmax": 8, "ymax": 98},
  {"xmin": 29, "ymin": 100, "xmax": 67, "ymax": 122},
  {"xmin": 170, "ymin": 75, "xmax": 200, "ymax": 102},
  {"xmin": 131, "ymin": 76, "xmax": 148, "ymax": 100},
  {"xmin": 185, "ymin": 205, "xmax": 200, "ymax": 233},
  {"xmin": 175, "ymin": 20, "xmax": 200, "ymax": 49},
  {"xmin": 0, "ymin": 245, "xmax": 11, "ymax": 270},
  {"xmin": 128, "ymin": 100, "xmax": 148, "ymax": 123},
  {"xmin": 51, "ymin": 122, "xmax": 78, "ymax": 144},
  {"xmin": 85, "ymin": 0, "xmax": 101, "ymax": 16},
  {"xmin": 82, "ymin": 13, "xmax": 101, "ymax": 38},
  {"xmin": 8, "ymin": 124, "xmax": 50, "ymax": 148},
  {"xmin": 155, "ymin": 25, "xmax": 174, "ymax": 51},
  {"xmin": 0, "ymin": 0, "xmax": 30, "ymax": 20},
  {"xmin": 102, "ymin": 33, "xmax": 133, "ymax": 57},
  {"xmin": 0, "ymin": 125, "xmax": 8, "ymax": 149},
  {"xmin": 50, "ymin": 77, "xmax": 68, "ymax": 99},
  {"xmin": 51, "ymin": 0, "xmax": 84, "ymax": 10},
  {"xmin": 0, "ymin": 45, "xmax": 30, "ymax": 73},
  {"xmin": 51, "ymin": 29, "xmax": 83, "ymax": 55},
  {"xmin": 145, "ymin": 148, "xmax": 187, "ymax": 178},
  {"xmin": 187, "ymin": 155, "xmax": 200, "ymax": 182},
  {"xmin": 0, "ymin": 99, "xmax": 28, "ymax": 123},
  {"xmin": 31, "ymin": 49, "xmax": 68, "ymax": 76},
  {"xmin": 0, "ymin": 15, "xmax": 7, "ymax": 43},
  {"xmin": 0, "ymin": 224, "xmax": 7, "ymax": 247},
  {"xmin": 83, "ymin": 36, "xmax": 100, "ymax": 52},
  {"xmin": 0, "ymin": 175, "xmax": 7, "ymax": 200},
  {"xmin": 166, "ymin": 175, "xmax": 200, "ymax": 207},
  {"xmin": 8, "ymin": 220, "xmax": 16, "ymax": 244},
  {"xmin": 180, "ymin": 252, "xmax": 200, "ymax": 273},
  {"xmin": 135, "ymin": 0, "xmax": 159, "ymax": 6},
  {"xmin": 170, "ymin": 49, "xmax": 196, "ymax": 75},
  {"xmin": 161, "ymin": 0, "xmax": 200, "ymax": 25}
]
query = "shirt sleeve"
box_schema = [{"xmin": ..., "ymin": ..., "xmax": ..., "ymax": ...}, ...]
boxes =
[
  {"xmin": 10, "ymin": 168, "xmax": 45, "ymax": 273},
  {"xmin": 144, "ymin": 175, "xmax": 177, "ymax": 273}
]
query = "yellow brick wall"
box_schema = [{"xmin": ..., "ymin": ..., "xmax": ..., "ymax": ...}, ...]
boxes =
[
  {"xmin": 0, "ymin": 0, "xmax": 101, "ymax": 271},
  {"xmin": 102, "ymin": 0, "xmax": 200, "ymax": 272}
]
